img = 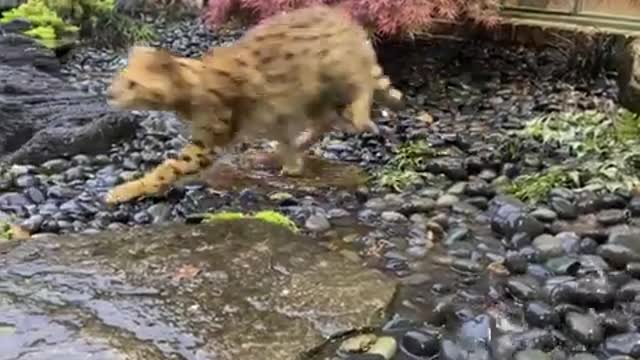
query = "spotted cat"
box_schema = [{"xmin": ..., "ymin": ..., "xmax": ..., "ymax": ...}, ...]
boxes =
[{"xmin": 104, "ymin": 4, "xmax": 403, "ymax": 205}]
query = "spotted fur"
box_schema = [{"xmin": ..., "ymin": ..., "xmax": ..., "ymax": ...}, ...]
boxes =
[{"xmin": 104, "ymin": 5, "xmax": 403, "ymax": 205}]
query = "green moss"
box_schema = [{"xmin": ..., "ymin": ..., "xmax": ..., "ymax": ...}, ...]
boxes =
[
  {"xmin": 0, "ymin": 222, "xmax": 14, "ymax": 241},
  {"xmin": 253, "ymin": 210, "xmax": 299, "ymax": 233},
  {"xmin": 203, "ymin": 210, "xmax": 299, "ymax": 233},
  {"xmin": 203, "ymin": 211, "xmax": 247, "ymax": 222}
]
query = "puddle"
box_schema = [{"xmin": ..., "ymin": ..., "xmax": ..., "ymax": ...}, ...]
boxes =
[{"xmin": 198, "ymin": 149, "xmax": 369, "ymax": 192}]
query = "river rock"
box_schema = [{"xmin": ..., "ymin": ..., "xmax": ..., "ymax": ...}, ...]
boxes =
[
  {"xmin": 0, "ymin": 220, "xmax": 397, "ymax": 359},
  {"xmin": 0, "ymin": 34, "xmax": 140, "ymax": 165},
  {"xmin": 0, "ymin": 33, "xmax": 61, "ymax": 75}
]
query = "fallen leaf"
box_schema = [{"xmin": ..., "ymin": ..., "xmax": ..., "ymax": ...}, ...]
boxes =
[
  {"xmin": 10, "ymin": 224, "xmax": 31, "ymax": 240},
  {"xmin": 417, "ymin": 111, "xmax": 433, "ymax": 125},
  {"xmin": 487, "ymin": 261, "xmax": 510, "ymax": 277},
  {"xmin": 173, "ymin": 264, "xmax": 201, "ymax": 282},
  {"xmin": 1, "ymin": 224, "xmax": 30, "ymax": 242}
]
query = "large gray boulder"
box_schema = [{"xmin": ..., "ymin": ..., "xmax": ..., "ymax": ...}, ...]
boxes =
[
  {"xmin": 617, "ymin": 37, "xmax": 640, "ymax": 114},
  {"xmin": 0, "ymin": 33, "xmax": 141, "ymax": 165},
  {"xmin": 0, "ymin": 33, "xmax": 61, "ymax": 74},
  {"xmin": 0, "ymin": 219, "xmax": 397, "ymax": 360}
]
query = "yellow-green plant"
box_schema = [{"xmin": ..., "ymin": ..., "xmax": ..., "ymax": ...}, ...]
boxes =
[
  {"xmin": 46, "ymin": 0, "xmax": 114, "ymax": 22},
  {"xmin": 24, "ymin": 25, "xmax": 57, "ymax": 47},
  {"xmin": 0, "ymin": 0, "xmax": 79, "ymax": 47},
  {"xmin": 253, "ymin": 210, "xmax": 299, "ymax": 233},
  {"xmin": 1, "ymin": 0, "xmax": 154, "ymax": 49},
  {"xmin": 0, "ymin": 222, "xmax": 13, "ymax": 241},
  {"xmin": 507, "ymin": 108, "xmax": 640, "ymax": 198},
  {"xmin": 503, "ymin": 166, "xmax": 581, "ymax": 203},
  {"xmin": 372, "ymin": 140, "xmax": 441, "ymax": 192},
  {"xmin": 204, "ymin": 211, "xmax": 247, "ymax": 222},
  {"xmin": 203, "ymin": 210, "xmax": 299, "ymax": 233}
]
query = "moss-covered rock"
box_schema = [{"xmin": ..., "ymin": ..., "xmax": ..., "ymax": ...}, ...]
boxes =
[{"xmin": 203, "ymin": 210, "xmax": 299, "ymax": 233}]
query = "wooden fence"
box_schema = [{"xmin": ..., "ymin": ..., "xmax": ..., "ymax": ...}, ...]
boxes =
[{"xmin": 501, "ymin": 0, "xmax": 640, "ymax": 35}]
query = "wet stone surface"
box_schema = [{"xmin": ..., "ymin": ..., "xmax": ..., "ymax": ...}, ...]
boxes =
[
  {"xmin": 1, "ymin": 12, "xmax": 639, "ymax": 360},
  {"xmin": 0, "ymin": 220, "xmax": 396, "ymax": 360}
]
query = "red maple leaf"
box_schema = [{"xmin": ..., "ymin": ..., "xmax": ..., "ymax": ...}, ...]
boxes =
[{"xmin": 173, "ymin": 264, "xmax": 202, "ymax": 282}]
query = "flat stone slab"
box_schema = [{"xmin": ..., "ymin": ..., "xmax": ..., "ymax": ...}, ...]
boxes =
[{"xmin": 0, "ymin": 219, "xmax": 396, "ymax": 360}]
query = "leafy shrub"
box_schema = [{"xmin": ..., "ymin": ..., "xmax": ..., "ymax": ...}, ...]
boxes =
[
  {"xmin": 0, "ymin": 0, "xmax": 79, "ymax": 47},
  {"xmin": 45, "ymin": 0, "xmax": 156, "ymax": 47},
  {"xmin": 371, "ymin": 140, "xmax": 444, "ymax": 192},
  {"xmin": 203, "ymin": 0, "xmax": 501, "ymax": 37},
  {"xmin": 90, "ymin": 10, "xmax": 156, "ymax": 48},
  {"xmin": 46, "ymin": 0, "xmax": 114, "ymax": 23},
  {"xmin": 0, "ymin": 0, "xmax": 155, "ymax": 48},
  {"xmin": 504, "ymin": 109, "xmax": 640, "ymax": 202},
  {"xmin": 24, "ymin": 25, "xmax": 58, "ymax": 47},
  {"xmin": 114, "ymin": 0, "xmax": 202, "ymax": 20},
  {"xmin": 503, "ymin": 166, "xmax": 580, "ymax": 203}
]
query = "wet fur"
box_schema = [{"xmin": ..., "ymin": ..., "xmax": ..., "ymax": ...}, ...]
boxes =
[{"xmin": 104, "ymin": 4, "xmax": 403, "ymax": 205}]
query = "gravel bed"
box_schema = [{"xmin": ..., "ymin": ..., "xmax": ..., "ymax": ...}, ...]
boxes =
[{"xmin": 2, "ymin": 15, "xmax": 640, "ymax": 359}]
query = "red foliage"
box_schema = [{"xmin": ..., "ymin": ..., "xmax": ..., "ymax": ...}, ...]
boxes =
[{"xmin": 202, "ymin": 0, "xmax": 501, "ymax": 37}]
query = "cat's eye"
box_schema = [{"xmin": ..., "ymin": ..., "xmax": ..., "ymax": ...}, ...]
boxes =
[{"xmin": 127, "ymin": 80, "xmax": 137, "ymax": 89}]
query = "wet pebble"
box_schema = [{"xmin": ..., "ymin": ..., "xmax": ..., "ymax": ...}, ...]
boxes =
[
  {"xmin": 525, "ymin": 302, "xmax": 560, "ymax": 328},
  {"xmin": 381, "ymin": 211, "xmax": 407, "ymax": 223},
  {"xmin": 464, "ymin": 179, "xmax": 495, "ymax": 198},
  {"xmin": 506, "ymin": 276, "xmax": 541, "ymax": 302},
  {"xmin": 450, "ymin": 258, "xmax": 482, "ymax": 274},
  {"xmin": 532, "ymin": 234, "xmax": 565, "ymax": 259},
  {"xmin": 40, "ymin": 158, "xmax": 70, "ymax": 173},
  {"xmin": 400, "ymin": 330, "xmax": 439, "ymax": 358},
  {"xmin": 597, "ymin": 244, "xmax": 640, "ymax": 269},
  {"xmin": 549, "ymin": 197, "xmax": 577, "ymax": 220},
  {"xmin": 504, "ymin": 251, "xmax": 528, "ymax": 274},
  {"xmin": 514, "ymin": 350, "xmax": 550, "ymax": 360},
  {"xmin": 564, "ymin": 311, "xmax": 603, "ymax": 345},
  {"xmin": 627, "ymin": 262, "xmax": 640, "ymax": 278},
  {"xmin": 20, "ymin": 215, "xmax": 44, "ymax": 233},
  {"xmin": 530, "ymin": 207, "xmax": 557, "ymax": 222},
  {"xmin": 436, "ymin": 194, "xmax": 459, "ymax": 207},
  {"xmin": 604, "ymin": 332, "xmax": 640, "ymax": 357},
  {"xmin": 617, "ymin": 279, "xmax": 640, "ymax": 301},
  {"xmin": 567, "ymin": 354, "xmax": 598, "ymax": 360},
  {"xmin": 147, "ymin": 203, "xmax": 171, "ymax": 223},
  {"xmin": 597, "ymin": 209, "xmax": 628, "ymax": 226},
  {"xmin": 24, "ymin": 187, "xmax": 45, "ymax": 204},
  {"xmin": 305, "ymin": 214, "xmax": 331, "ymax": 232},
  {"xmin": 628, "ymin": 196, "xmax": 640, "ymax": 216}
]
